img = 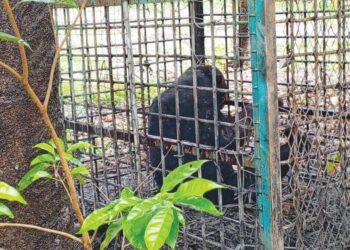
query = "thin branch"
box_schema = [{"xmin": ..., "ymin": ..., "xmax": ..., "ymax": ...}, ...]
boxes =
[
  {"xmin": 2, "ymin": 0, "xmax": 29, "ymax": 82},
  {"xmin": 3, "ymin": 0, "xmax": 43, "ymax": 111},
  {"xmin": 0, "ymin": 223, "xmax": 82, "ymax": 244},
  {"xmin": 44, "ymin": 0, "xmax": 88, "ymax": 108},
  {"xmin": 48, "ymin": 6, "xmax": 56, "ymax": 39},
  {"xmin": 0, "ymin": 60, "xmax": 22, "ymax": 81}
]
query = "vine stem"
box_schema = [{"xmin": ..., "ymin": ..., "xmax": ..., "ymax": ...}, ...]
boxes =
[
  {"xmin": 1, "ymin": 0, "xmax": 92, "ymax": 249},
  {"xmin": 0, "ymin": 223, "xmax": 83, "ymax": 244}
]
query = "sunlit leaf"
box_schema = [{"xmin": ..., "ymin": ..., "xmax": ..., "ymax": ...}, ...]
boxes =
[
  {"xmin": 100, "ymin": 220, "xmax": 122, "ymax": 250},
  {"xmin": 165, "ymin": 209, "xmax": 179, "ymax": 250},
  {"xmin": 174, "ymin": 196, "xmax": 222, "ymax": 216},
  {"xmin": 71, "ymin": 166, "xmax": 90, "ymax": 186},
  {"xmin": 65, "ymin": 153, "xmax": 84, "ymax": 167},
  {"xmin": 0, "ymin": 31, "xmax": 30, "ymax": 49},
  {"xmin": 33, "ymin": 143, "xmax": 55, "ymax": 155},
  {"xmin": 0, "ymin": 202, "xmax": 14, "ymax": 219},
  {"xmin": 174, "ymin": 209, "xmax": 186, "ymax": 227},
  {"xmin": 0, "ymin": 181, "xmax": 27, "ymax": 205},
  {"xmin": 67, "ymin": 142, "xmax": 95, "ymax": 154},
  {"xmin": 161, "ymin": 160, "xmax": 208, "ymax": 192},
  {"xmin": 18, "ymin": 164, "xmax": 52, "ymax": 191},
  {"xmin": 49, "ymin": 138, "xmax": 65, "ymax": 151},
  {"xmin": 126, "ymin": 196, "xmax": 162, "ymax": 222},
  {"xmin": 121, "ymin": 187, "xmax": 134, "ymax": 199},
  {"xmin": 174, "ymin": 178, "xmax": 224, "ymax": 199},
  {"xmin": 71, "ymin": 166, "xmax": 90, "ymax": 177},
  {"xmin": 145, "ymin": 206, "xmax": 174, "ymax": 250},
  {"xmin": 78, "ymin": 200, "xmax": 119, "ymax": 234},
  {"xmin": 75, "ymin": 175, "xmax": 86, "ymax": 186},
  {"xmin": 124, "ymin": 210, "xmax": 154, "ymax": 250},
  {"xmin": 30, "ymin": 153, "xmax": 55, "ymax": 167},
  {"xmin": 78, "ymin": 196, "xmax": 140, "ymax": 234}
]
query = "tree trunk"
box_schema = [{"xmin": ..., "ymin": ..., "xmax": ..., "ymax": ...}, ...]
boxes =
[{"xmin": 0, "ymin": 3, "xmax": 74, "ymax": 249}]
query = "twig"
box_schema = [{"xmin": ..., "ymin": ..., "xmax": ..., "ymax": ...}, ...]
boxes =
[
  {"xmin": 2, "ymin": 0, "xmax": 41, "ymax": 109},
  {"xmin": 44, "ymin": 0, "xmax": 88, "ymax": 108},
  {"xmin": 0, "ymin": 223, "xmax": 82, "ymax": 244},
  {"xmin": 0, "ymin": 60, "xmax": 22, "ymax": 81}
]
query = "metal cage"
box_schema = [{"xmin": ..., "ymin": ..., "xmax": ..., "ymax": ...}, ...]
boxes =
[{"xmin": 53, "ymin": 0, "xmax": 350, "ymax": 248}]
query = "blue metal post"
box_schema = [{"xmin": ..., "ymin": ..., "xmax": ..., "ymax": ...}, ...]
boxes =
[{"xmin": 248, "ymin": 0, "xmax": 284, "ymax": 249}]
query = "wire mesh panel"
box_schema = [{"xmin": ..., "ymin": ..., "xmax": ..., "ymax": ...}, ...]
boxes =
[
  {"xmin": 275, "ymin": 0, "xmax": 350, "ymax": 248},
  {"xmin": 54, "ymin": 0, "xmax": 259, "ymax": 248},
  {"xmin": 53, "ymin": 0, "xmax": 350, "ymax": 248}
]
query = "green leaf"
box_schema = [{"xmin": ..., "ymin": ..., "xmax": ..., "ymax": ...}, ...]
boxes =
[
  {"xmin": 175, "ymin": 196, "xmax": 222, "ymax": 216},
  {"xmin": 49, "ymin": 138, "xmax": 66, "ymax": 151},
  {"xmin": 33, "ymin": 143, "xmax": 55, "ymax": 155},
  {"xmin": 0, "ymin": 181, "xmax": 27, "ymax": 205},
  {"xmin": 65, "ymin": 153, "xmax": 84, "ymax": 167},
  {"xmin": 127, "ymin": 196, "xmax": 162, "ymax": 222},
  {"xmin": 174, "ymin": 209, "xmax": 186, "ymax": 227},
  {"xmin": 165, "ymin": 209, "xmax": 180, "ymax": 250},
  {"xmin": 174, "ymin": 178, "xmax": 224, "ymax": 199},
  {"xmin": 71, "ymin": 166, "xmax": 90, "ymax": 177},
  {"xmin": 0, "ymin": 31, "xmax": 30, "ymax": 49},
  {"xmin": 145, "ymin": 206, "xmax": 174, "ymax": 250},
  {"xmin": 121, "ymin": 187, "xmax": 134, "ymax": 199},
  {"xmin": 18, "ymin": 164, "xmax": 52, "ymax": 191},
  {"xmin": 100, "ymin": 220, "xmax": 123, "ymax": 250},
  {"xmin": 71, "ymin": 166, "xmax": 90, "ymax": 186},
  {"xmin": 124, "ymin": 210, "xmax": 155, "ymax": 250},
  {"xmin": 78, "ymin": 200, "xmax": 119, "ymax": 234},
  {"xmin": 30, "ymin": 153, "xmax": 55, "ymax": 167},
  {"xmin": 78, "ymin": 197, "xmax": 140, "ymax": 234},
  {"xmin": 14, "ymin": 0, "xmax": 78, "ymax": 8},
  {"xmin": 75, "ymin": 175, "xmax": 86, "ymax": 186},
  {"xmin": 0, "ymin": 202, "xmax": 14, "ymax": 219},
  {"xmin": 67, "ymin": 142, "xmax": 95, "ymax": 154},
  {"xmin": 326, "ymin": 153, "xmax": 341, "ymax": 176},
  {"xmin": 161, "ymin": 160, "xmax": 208, "ymax": 192}
]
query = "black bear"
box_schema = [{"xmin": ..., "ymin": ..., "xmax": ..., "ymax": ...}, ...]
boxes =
[{"xmin": 147, "ymin": 65, "xmax": 253, "ymax": 204}]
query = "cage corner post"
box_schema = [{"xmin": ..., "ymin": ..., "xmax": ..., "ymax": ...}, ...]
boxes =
[{"xmin": 248, "ymin": 0, "xmax": 284, "ymax": 249}]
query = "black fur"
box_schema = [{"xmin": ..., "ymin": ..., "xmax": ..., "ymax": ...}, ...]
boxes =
[
  {"xmin": 148, "ymin": 66, "xmax": 253, "ymax": 204},
  {"xmin": 147, "ymin": 65, "xmax": 309, "ymax": 204}
]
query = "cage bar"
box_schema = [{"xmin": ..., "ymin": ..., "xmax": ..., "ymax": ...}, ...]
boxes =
[{"xmin": 248, "ymin": 0, "xmax": 284, "ymax": 248}]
